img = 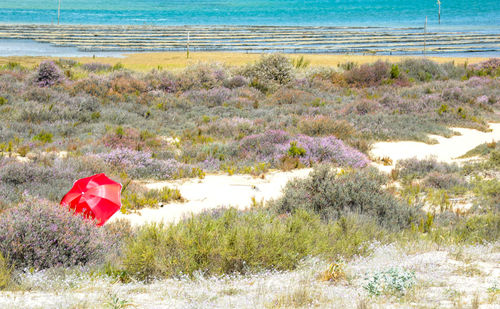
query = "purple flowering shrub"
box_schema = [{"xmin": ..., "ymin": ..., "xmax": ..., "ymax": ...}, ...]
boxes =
[
  {"xmin": 0, "ymin": 157, "xmax": 95, "ymax": 204},
  {"xmin": 0, "ymin": 197, "xmax": 113, "ymax": 269},
  {"xmin": 101, "ymin": 127, "xmax": 163, "ymax": 152},
  {"xmin": 96, "ymin": 148, "xmax": 194, "ymax": 179},
  {"xmin": 468, "ymin": 58, "xmax": 500, "ymax": 75},
  {"xmin": 184, "ymin": 87, "xmax": 232, "ymax": 107},
  {"xmin": 36, "ymin": 61, "xmax": 64, "ymax": 87},
  {"xmin": 238, "ymin": 130, "xmax": 369, "ymax": 168}
]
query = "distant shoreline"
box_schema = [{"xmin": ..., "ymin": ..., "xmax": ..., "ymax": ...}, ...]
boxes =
[{"xmin": 1, "ymin": 24, "xmax": 499, "ymax": 57}]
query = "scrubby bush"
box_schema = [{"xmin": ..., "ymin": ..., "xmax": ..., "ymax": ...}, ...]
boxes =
[
  {"xmin": 399, "ymin": 58, "xmax": 445, "ymax": 82},
  {"xmin": 244, "ymin": 54, "xmax": 294, "ymax": 87},
  {"xmin": 223, "ymin": 75, "xmax": 248, "ymax": 89},
  {"xmin": 423, "ymin": 172, "xmax": 467, "ymax": 190},
  {"xmin": 0, "ymin": 157, "xmax": 95, "ymax": 203},
  {"xmin": 396, "ymin": 158, "xmax": 460, "ymax": 180},
  {"xmin": 0, "ymin": 198, "xmax": 113, "ymax": 270},
  {"xmin": 123, "ymin": 209, "xmax": 385, "ymax": 280},
  {"xmin": 36, "ymin": 60, "xmax": 63, "ymax": 87},
  {"xmin": 271, "ymin": 166, "xmax": 420, "ymax": 229},
  {"xmin": 184, "ymin": 87, "xmax": 232, "ymax": 107},
  {"xmin": 269, "ymin": 88, "xmax": 314, "ymax": 105},
  {"xmin": 343, "ymin": 61, "xmax": 390, "ymax": 86},
  {"xmin": 178, "ymin": 63, "xmax": 226, "ymax": 90},
  {"xmin": 298, "ymin": 116, "xmax": 355, "ymax": 138}
]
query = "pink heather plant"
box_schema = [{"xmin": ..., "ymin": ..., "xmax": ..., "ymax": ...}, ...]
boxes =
[
  {"xmin": 0, "ymin": 197, "xmax": 113, "ymax": 270},
  {"xmin": 239, "ymin": 130, "xmax": 369, "ymax": 168},
  {"xmin": 476, "ymin": 95, "xmax": 489, "ymax": 104}
]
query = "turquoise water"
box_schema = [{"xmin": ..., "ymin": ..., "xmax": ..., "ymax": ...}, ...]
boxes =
[{"xmin": 0, "ymin": 0, "xmax": 499, "ymax": 30}]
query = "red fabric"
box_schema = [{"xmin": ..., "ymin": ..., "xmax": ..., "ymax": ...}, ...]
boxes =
[{"xmin": 60, "ymin": 173, "xmax": 122, "ymax": 226}]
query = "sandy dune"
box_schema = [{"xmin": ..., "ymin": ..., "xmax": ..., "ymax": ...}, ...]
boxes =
[{"xmin": 109, "ymin": 168, "xmax": 312, "ymax": 226}]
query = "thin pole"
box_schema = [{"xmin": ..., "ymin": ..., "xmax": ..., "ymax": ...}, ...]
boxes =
[
  {"xmin": 58, "ymin": 0, "xmax": 61, "ymax": 25},
  {"xmin": 424, "ymin": 16, "xmax": 427, "ymax": 56},
  {"xmin": 187, "ymin": 31, "xmax": 190, "ymax": 59},
  {"xmin": 437, "ymin": 0, "xmax": 441, "ymax": 24}
]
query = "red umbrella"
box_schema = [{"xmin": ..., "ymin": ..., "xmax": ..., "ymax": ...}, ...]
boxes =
[{"xmin": 60, "ymin": 173, "xmax": 122, "ymax": 226}]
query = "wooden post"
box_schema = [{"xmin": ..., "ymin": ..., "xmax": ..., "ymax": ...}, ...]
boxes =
[
  {"xmin": 424, "ymin": 16, "xmax": 427, "ymax": 56},
  {"xmin": 437, "ymin": 0, "xmax": 441, "ymax": 24},
  {"xmin": 187, "ymin": 31, "xmax": 190, "ymax": 59},
  {"xmin": 57, "ymin": 0, "xmax": 61, "ymax": 25}
]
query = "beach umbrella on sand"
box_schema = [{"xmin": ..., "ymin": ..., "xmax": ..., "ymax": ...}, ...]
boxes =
[{"xmin": 60, "ymin": 173, "xmax": 122, "ymax": 226}]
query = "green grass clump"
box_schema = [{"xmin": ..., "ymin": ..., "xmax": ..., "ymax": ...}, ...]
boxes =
[
  {"xmin": 122, "ymin": 186, "xmax": 183, "ymax": 211},
  {"xmin": 430, "ymin": 212, "xmax": 500, "ymax": 244},
  {"xmin": 0, "ymin": 252, "xmax": 12, "ymax": 290},
  {"xmin": 32, "ymin": 130, "xmax": 53, "ymax": 144},
  {"xmin": 123, "ymin": 209, "xmax": 385, "ymax": 281},
  {"xmin": 472, "ymin": 177, "xmax": 500, "ymax": 211},
  {"xmin": 271, "ymin": 166, "xmax": 420, "ymax": 230}
]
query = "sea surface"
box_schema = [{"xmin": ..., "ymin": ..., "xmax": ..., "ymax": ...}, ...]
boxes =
[{"xmin": 0, "ymin": 0, "xmax": 499, "ymax": 30}]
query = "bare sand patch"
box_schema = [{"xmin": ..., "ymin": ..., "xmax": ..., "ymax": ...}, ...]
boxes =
[
  {"xmin": 109, "ymin": 168, "xmax": 312, "ymax": 226},
  {"xmin": 371, "ymin": 123, "xmax": 500, "ymax": 173}
]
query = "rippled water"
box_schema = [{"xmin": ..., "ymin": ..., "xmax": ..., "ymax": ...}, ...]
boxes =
[{"xmin": 0, "ymin": 0, "xmax": 499, "ymax": 31}]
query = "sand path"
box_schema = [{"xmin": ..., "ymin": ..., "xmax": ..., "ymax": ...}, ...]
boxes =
[
  {"xmin": 109, "ymin": 168, "xmax": 312, "ymax": 226},
  {"xmin": 110, "ymin": 123, "xmax": 500, "ymax": 226},
  {"xmin": 370, "ymin": 123, "xmax": 500, "ymax": 172}
]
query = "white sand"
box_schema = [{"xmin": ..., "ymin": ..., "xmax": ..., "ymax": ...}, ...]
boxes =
[
  {"xmin": 370, "ymin": 123, "xmax": 500, "ymax": 172},
  {"xmin": 109, "ymin": 168, "xmax": 312, "ymax": 226}
]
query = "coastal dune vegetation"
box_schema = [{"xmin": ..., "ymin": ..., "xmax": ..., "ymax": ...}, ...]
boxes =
[{"xmin": 0, "ymin": 54, "xmax": 499, "ymax": 307}]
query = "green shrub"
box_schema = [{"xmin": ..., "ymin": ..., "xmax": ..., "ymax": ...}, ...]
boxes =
[
  {"xmin": 399, "ymin": 58, "xmax": 446, "ymax": 82},
  {"xmin": 472, "ymin": 177, "xmax": 500, "ymax": 211},
  {"xmin": 390, "ymin": 64, "xmax": 400, "ymax": 79},
  {"xmin": 122, "ymin": 185, "xmax": 183, "ymax": 211},
  {"xmin": 0, "ymin": 97, "xmax": 7, "ymax": 106},
  {"xmin": 32, "ymin": 130, "xmax": 53, "ymax": 144},
  {"xmin": 0, "ymin": 252, "xmax": 12, "ymax": 290},
  {"xmin": 432, "ymin": 213, "xmax": 500, "ymax": 244},
  {"xmin": 123, "ymin": 209, "xmax": 385, "ymax": 281},
  {"xmin": 271, "ymin": 166, "xmax": 420, "ymax": 230},
  {"xmin": 287, "ymin": 141, "xmax": 306, "ymax": 158}
]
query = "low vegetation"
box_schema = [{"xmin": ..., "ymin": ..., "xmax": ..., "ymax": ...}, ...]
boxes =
[{"xmin": 0, "ymin": 56, "xmax": 498, "ymax": 307}]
